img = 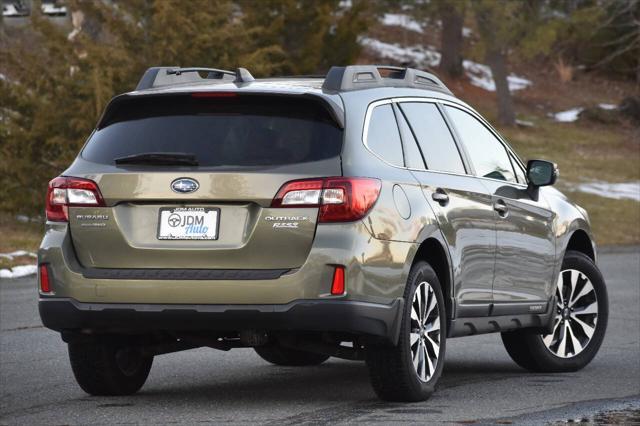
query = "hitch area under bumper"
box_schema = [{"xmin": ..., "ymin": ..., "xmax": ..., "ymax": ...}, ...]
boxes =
[{"xmin": 39, "ymin": 297, "xmax": 404, "ymax": 346}]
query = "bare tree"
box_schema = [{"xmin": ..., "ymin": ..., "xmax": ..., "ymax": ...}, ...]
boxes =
[{"xmin": 592, "ymin": 0, "xmax": 640, "ymax": 84}]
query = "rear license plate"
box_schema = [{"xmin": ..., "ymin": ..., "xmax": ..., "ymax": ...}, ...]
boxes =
[{"xmin": 157, "ymin": 207, "xmax": 219, "ymax": 240}]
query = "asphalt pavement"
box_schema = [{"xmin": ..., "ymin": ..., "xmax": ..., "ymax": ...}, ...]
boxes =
[{"xmin": 1, "ymin": 248, "xmax": 639, "ymax": 425}]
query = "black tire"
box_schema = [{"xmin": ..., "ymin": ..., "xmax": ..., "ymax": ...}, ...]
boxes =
[
  {"xmin": 68, "ymin": 340, "xmax": 153, "ymax": 396},
  {"xmin": 254, "ymin": 343, "xmax": 330, "ymax": 366},
  {"xmin": 365, "ymin": 261, "xmax": 447, "ymax": 402},
  {"xmin": 501, "ymin": 250, "xmax": 608, "ymax": 372}
]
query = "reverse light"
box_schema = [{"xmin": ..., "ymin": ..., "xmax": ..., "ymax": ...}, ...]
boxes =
[
  {"xmin": 272, "ymin": 177, "xmax": 381, "ymax": 223},
  {"xmin": 39, "ymin": 264, "xmax": 51, "ymax": 293},
  {"xmin": 331, "ymin": 266, "xmax": 345, "ymax": 295},
  {"xmin": 46, "ymin": 177, "xmax": 105, "ymax": 222}
]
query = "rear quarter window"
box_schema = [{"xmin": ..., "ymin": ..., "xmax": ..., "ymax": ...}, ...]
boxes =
[
  {"xmin": 82, "ymin": 95, "xmax": 343, "ymax": 167},
  {"xmin": 365, "ymin": 104, "xmax": 404, "ymax": 167}
]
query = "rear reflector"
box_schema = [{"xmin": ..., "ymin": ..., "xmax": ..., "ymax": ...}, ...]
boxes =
[
  {"xmin": 272, "ymin": 177, "xmax": 381, "ymax": 223},
  {"xmin": 331, "ymin": 266, "xmax": 345, "ymax": 295},
  {"xmin": 46, "ymin": 176, "xmax": 105, "ymax": 222},
  {"xmin": 39, "ymin": 264, "xmax": 51, "ymax": 293}
]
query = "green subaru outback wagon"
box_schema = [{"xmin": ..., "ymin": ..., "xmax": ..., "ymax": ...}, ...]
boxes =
[{"xmin": 38, "ymin": 65, "xmax": 608, "ymax": 401}]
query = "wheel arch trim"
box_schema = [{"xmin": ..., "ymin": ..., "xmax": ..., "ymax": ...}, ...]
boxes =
[{"xmin": 404, "ymin": 232, "xmax": 455, "ymax": 329}]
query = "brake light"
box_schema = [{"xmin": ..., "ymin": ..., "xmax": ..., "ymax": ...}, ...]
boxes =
[
  {"xmin": 46, "ymin": 177, "xmax": 105, "ymax": 222},
  {"xmin": 39, "ymin": 264, "xmax": 51, "ymax": 293},
  {"xmin": 191, "ymin": 92, "xmax": 237, "ymax": 98},
  {"xmin": 331, "ymin": 266, "xmax": 345, "ymax": 295},
  {"xmin": 272, "ymin": 177, "xmax": 381, "ymax": 223}
]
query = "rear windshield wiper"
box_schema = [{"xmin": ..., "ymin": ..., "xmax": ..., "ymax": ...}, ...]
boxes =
[{"xmin": 114, "ymin": 152, "xmax": 199, "ymax": 166}]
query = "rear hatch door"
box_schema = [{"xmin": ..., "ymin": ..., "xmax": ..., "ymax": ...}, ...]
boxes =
[{"xmin": 67, "ymin": 93, "xmax": 343, "ymax": 270}]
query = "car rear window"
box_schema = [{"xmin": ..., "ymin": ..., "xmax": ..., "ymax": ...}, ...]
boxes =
[{"xmin": 82, "ymin": 95, "xmax": 343, "ymax": 167}]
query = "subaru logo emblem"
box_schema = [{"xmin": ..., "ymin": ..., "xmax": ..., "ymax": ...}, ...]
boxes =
[{"xmin": 171, "ymin": 178, "xmax": 199, "ymax": 194}]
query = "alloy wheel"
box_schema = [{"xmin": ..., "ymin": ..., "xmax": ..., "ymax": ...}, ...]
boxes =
[
  {"xmin": 542, "ymin": 269, "xmax": 598, "ymax": 358},
  {"xmin": 410, "ymin": 281, "xmax": 441, "ymax": 382}
]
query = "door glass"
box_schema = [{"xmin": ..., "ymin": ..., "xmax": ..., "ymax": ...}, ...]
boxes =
[
  {"xmin": 445, "ymin": 106, "xmax": 517, "ymax": 183},
  {"xmin": 395, "ymin": 107, "xmax": 426, "ymax": 169},
  {"xmin": 366, "ymin": 104, "xmax": 404, "ymax": 167},
  {"xmin": 400, "ymin": 103, "xmax": 466, "ymax": 174}
]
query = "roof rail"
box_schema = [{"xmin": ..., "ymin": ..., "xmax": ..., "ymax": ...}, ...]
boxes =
[
  {"xmin": 135, "ymin": 67, "xmax": 255, "ymax": 91},
  {"xmin": 321, "ymin": 65, "xmax": 452, "ymax": 95}
]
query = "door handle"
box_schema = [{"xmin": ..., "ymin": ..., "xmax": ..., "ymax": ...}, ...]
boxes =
[
  {"xmin": 493, "ymin": 199, "xmax": 509, "ymax": 217},
  {"xmin": 432, "ymin": 189, "xmax": 449, "ymax": 206}
]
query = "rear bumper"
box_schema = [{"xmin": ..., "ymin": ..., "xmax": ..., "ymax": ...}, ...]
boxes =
[
  {"xmin": 39, "ymin": 221, "xmax": 414, "ymax": 305},
  {"xmin": 39, "ymin": 297, "xmax": 404, "ymax": 344}
]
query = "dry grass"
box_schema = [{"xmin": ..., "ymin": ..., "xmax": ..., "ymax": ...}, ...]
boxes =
[
  {"xmin": 565, "ymin": 191, "xmax": 640, "ymax": 246},
  {"xmin": 553, "ymin": 58, "xmax": 574, "ymax": 84},
  {"xmin": 0, "ymin": 213, "xmax": 42, "ymax": 269}
]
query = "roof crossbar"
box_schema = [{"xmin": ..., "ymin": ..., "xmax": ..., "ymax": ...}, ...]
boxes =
[
  {"xmin": 167, "ymin": 67, "xmax": 235, "ymax": 77},
  {"xmin": 135, "ymin": 67, "xmax": 255, "ymax": 91},
  {"xmin": 321, "ymin": 65, "xmax": 452, "ymax": 95}
]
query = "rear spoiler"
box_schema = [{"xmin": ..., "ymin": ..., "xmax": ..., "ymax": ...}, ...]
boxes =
[{"xmin": 95, "ymin": 92, "xmax": 345, "ymax": 129}]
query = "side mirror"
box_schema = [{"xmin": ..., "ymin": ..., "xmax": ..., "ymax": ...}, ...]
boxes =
[{"xmin": 527, "ymin": 160, "xmax": 558, "ymax": 187}]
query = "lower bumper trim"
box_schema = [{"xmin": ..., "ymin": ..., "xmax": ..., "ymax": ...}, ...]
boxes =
[{"xmin": 39, "ymin": 297, "xmax": 404, "ymax": 345}]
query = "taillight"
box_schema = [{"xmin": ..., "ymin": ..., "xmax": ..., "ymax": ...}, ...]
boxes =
[
  {"xmin": 39, "ymin": 264, "xmax": 51, "ymax": 293},
  {"xmin": 46, "ymin": 177, "xmax": 105, "ymax": 222},
  {"xmin": 272, "ymin": 177, "xmax": 381, "ymax": 223}
]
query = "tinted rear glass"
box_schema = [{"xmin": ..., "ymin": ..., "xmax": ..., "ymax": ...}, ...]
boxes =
[{"xmin": 82, "ymin": 95, "xmax": 343, "ymax": 167}]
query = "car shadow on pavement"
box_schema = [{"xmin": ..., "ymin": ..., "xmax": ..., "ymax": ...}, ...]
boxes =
[{"xmin": 133, "ymin": 356, "xmax": 547, "ymax": 405}]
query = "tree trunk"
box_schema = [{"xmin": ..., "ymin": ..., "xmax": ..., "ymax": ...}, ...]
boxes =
[
  {"xmin": 438, "ymin": 4, "xmax": 465, "ymax": 79},
  {"xmin": 473, "ymin": 1, "xmax": 516, "ymax": 126},
  {"xmin": 486, "ymin": 48, "xmax": 516, "ymax": 126}
]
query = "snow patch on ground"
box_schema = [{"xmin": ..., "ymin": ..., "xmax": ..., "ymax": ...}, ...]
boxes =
[
  {"xmin": 360, "ymin": 38, "xmax": 532, "ymax": 92},
  {"xmin": 515, "ymin": 119, "xmax": 535, "ymax": 127},
  {"xmin": 378, "ymin": 15, "xmax": 472, "ymax": 37},
  {"xmin": 0, "ymin": 265, "xmax": 38, "ymax": 279},
  {"xmin": 553, "ymin": 107, "xmax": 584, "ymax": 122},
  {"xmin": 380, "ymin": 14, "xmax": 423, "ymax": 33},
  {"xmin": 0, "ymin": 251, "xmax": 37, "ymax": 261},
  {"xmin": 0, "ymin": 251, "xmax": 38, "ymax": 280},
  {"xmin": 598, "ymin": 103, "xmax": 617, "ymax": 110},
  {"xmin": 360, "ymin": 38, "xmax": 440, "ymax": 67},
  {"xmin": 463, "ymin": 60, "xmax": 532, "ymax": 91},
  {"xmin": 574, "ymin": 181, "xmax": 640, "ymax": 201},
  {"xmin": 41, "ymin": 3, "xmax": 67, "ymax": 15}
]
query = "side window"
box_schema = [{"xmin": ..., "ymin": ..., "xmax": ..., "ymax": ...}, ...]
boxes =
[
  {"xmin": 366, "ymin": 104, "xmax": 404, "ymax": 167},
  {"xmin": 395, "ymin": 107, "xmax": 426, "ymax": 169},
  {"xmin": 444, "ymin": 106, "xmax": 517, "ymax": 183},
  {"xmin": 399, "ymin": 102, "xmax": 466, "ymax": 174}
]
